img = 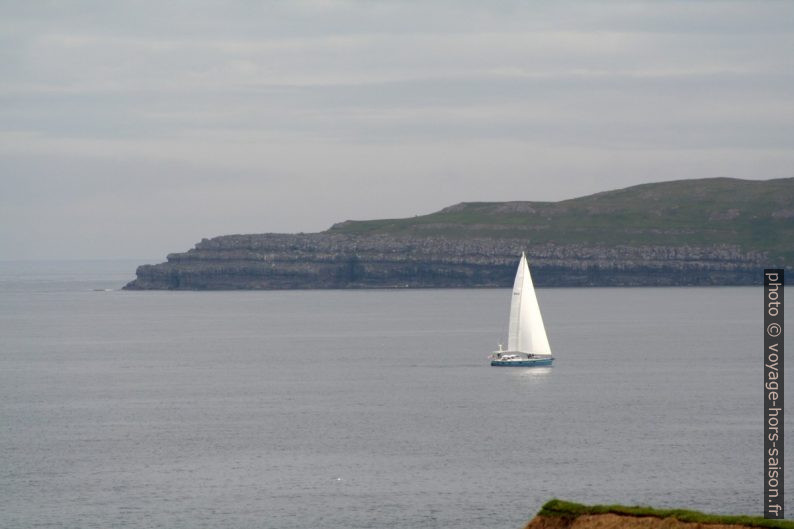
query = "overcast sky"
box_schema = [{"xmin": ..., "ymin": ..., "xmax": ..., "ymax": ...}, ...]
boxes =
[{"xmin": 1, "ymin": 1, "xmax": 792, "ymax": 259}]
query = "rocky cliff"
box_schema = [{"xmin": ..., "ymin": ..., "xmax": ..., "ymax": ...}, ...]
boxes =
[
  {"xmin": 527, "ymin": 512, "xmax": 760, "ymax": 529},
  {"xmin": 124, "ymin": 233, "xmax": 768, "ymax": 290},
  {"xmin": 124, "ymin": 178, "xmax": 793, "ymax": 290},
  {"xmin": 525, "ymin": 499, "xmax": 792, "ymax": 529}
]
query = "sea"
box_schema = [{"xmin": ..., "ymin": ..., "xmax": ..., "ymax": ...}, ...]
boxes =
[{"xmin": 0, "ymin": 260, "xmax": 789, "ymax": 529}]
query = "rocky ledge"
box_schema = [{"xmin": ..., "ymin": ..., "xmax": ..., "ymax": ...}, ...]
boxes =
[{"xmin": 124, "ymin": 232, "xmax": 771, "ymax": 290}]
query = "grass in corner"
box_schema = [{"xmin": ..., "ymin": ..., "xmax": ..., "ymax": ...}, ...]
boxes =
[{"xmin": 539, "ymin": 499, "xmax": 794, "ymax": 529}]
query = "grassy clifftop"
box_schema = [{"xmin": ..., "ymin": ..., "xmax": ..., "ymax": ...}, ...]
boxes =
[
  {"xmin": 329, "ymin": 178, "xmax": 794, "ymax": 263},
  {"xmin": 533, "ymin": 499, "xmax": 794, "ymax": 529}
]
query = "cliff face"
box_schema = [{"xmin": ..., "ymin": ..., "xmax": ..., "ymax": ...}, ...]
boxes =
[
  {"xmin": 124, "ymin": 178, "xmax": 793, "ymax": 290},
  {"xmin": 124, "ymin": 232, "xmax": 768, "ymax": 290},
  {"xmin": 525, "ymin": 513, "xmax": 758, "ymax": 529}
]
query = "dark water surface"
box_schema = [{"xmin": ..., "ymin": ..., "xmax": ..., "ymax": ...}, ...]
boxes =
[{"xmin": 0, "ymin": 261, "xmax": 787, "ymax": 528}]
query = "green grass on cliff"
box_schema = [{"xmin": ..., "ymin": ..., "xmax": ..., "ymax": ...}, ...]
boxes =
[
  {"xmin": 539, "ymin": 499, "xmax": 794, "ymax": 529},
  {"xmin": 327, "ymin": 177, "xmax": 794, "ymax": 264}
]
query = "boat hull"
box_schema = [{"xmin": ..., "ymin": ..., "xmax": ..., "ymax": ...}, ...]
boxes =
[{"xmin": 490, "ymin": 357, "xmax": 553, "ymax": 367}]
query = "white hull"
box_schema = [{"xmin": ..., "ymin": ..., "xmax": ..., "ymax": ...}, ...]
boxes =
[{"xmin": 490, "ymin": 353, "xmax": 553, "ymax": 367}]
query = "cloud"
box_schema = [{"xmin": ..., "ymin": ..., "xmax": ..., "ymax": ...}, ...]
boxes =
[{"xmin": 0, "ymin": 0, "xmax": 792, "ymax": 259}]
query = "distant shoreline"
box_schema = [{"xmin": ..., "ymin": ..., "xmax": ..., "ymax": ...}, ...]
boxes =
[{"xmin": 124, "ymin": 177, "xmax": 791, "ymax": 290}]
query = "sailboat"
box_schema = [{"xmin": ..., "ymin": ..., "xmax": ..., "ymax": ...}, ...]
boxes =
[{"xmin": 490, "ymin": 252, "xmax": 554, "ymax": 367}]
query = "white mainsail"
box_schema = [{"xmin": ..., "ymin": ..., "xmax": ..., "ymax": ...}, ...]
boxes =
[{"xmin": 506, "ymin": 252, "xmax": 552, "ymax": 356}]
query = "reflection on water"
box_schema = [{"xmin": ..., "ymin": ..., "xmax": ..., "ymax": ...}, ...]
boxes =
[{"xmin": 512, "ymin": 366, "xmax": 554, "ymax": 378}]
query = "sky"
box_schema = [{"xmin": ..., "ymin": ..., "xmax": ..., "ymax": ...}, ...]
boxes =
[{"xmin": 1, "ymin": 1, "xmax": 793, "ymax": 260}]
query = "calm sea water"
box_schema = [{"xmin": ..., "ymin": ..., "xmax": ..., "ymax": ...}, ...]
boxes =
[{"xmin": 0, "ymin": 261, "xmax": 788, "ymax": 529}]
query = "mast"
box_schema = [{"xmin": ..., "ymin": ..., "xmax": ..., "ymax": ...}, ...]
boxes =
[{"xmin": 506, "ymin": 253, "xmax": 525, "ymax": 351}]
